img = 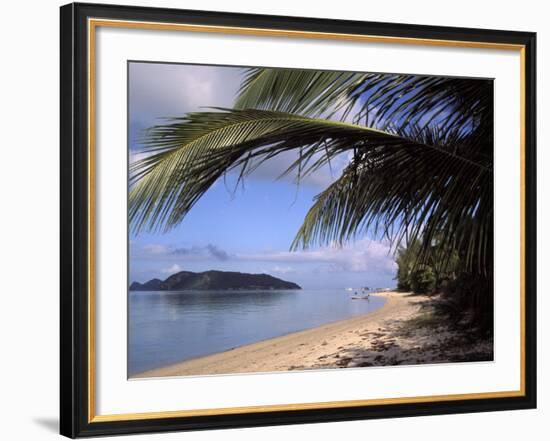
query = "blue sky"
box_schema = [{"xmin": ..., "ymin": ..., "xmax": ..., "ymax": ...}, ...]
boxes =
[{"xmin": 128, "ymin": 62, "xmax": 397, "ymax": 289}]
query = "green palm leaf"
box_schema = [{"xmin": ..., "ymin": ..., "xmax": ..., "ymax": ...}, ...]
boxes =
[
  {"xmin": 235, "ymin": 68, "xmax": 367, "ymax": 120},
  {"xmin": 291, "ymin": 130, "xmax": 492, "ymax": 273},
  {"xmin": 236, "ymin": 67, "xmax": 493, "ymax": 138},
  {"xmin": 130, "ymin": 108, "xmax": 486, "ymax": 236},
  {"xmin": 233, "ymin": 67, "xmax": 493, "ymax": 274},
  {"xmin": 130, "ymin": 108, "xmax": 491, "ymax": 274}
]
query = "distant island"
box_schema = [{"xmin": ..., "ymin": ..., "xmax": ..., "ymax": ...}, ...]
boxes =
[{"xmin": 130, "ymin": 270, "xmax": 302, "ymax": 291}]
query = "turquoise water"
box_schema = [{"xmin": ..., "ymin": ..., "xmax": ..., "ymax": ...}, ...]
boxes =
[{"xmin": 128, "ymin": 288, "xmax": 386, "ymax": 376}]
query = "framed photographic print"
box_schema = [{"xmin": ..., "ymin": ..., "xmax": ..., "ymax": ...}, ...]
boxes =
[{"xmin": 60, "ymin": 2, "xmax": 537, "ymax": 438}]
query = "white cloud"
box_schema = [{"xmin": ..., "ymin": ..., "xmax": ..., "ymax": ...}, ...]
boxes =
[
  {"xmin": 237, "ymin": 238, "xmax": 397, "ymax": 274},
  {"xmin": 134, "ymin": 243, "xmax": 232, "ymax": 262},
  {"xmin": 135, "ymin": 238, "xmax": 396, "ymax": 276},
  {"xmin": 128, "ymin": 62, "xmax": 243, "ymax": 158},
  {"xmin": 142, "ymin": 244, "xmax": 170, "ymax": 255},
  {"xmin": 161, "ymin": 263, "xmax": 182, "ymax": 274},
  {"xmin": 242, "ymin": 150, "xmax": 349, "ymax": 189},
  {"xmin": 129, "ymin": 62, "xmax": 240, "ymax": 128}
]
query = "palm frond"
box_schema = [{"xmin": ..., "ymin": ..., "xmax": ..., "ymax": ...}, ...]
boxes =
[
  {"xmin": 235, "ymin": 67, "xmax": 493, "ymax": 139},
  {"xmin": 291, "ymin": 125, "xmax": 493, "ymax": 273},
  {"xmin": 235, "ymin": 68, "xmax": 367, "ymax": 120},
  {"xmin": 129, "ymin": 108, "xmax": 480, "ymax": 235}
]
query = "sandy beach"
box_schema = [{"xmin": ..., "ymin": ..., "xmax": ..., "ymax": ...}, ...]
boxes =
[{"xmin": 134, "ymin": 291, "xmax": 492, "ymax": 378}]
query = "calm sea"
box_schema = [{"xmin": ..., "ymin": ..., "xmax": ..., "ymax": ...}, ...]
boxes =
[{"xmin": 128, "ymin": 288, "xmax": 386, "ymax": 376}]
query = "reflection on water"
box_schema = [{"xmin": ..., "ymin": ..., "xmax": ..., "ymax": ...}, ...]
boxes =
[{"xmin": 129, "ymin": 289, "xmax": 385, "ymax": 375}]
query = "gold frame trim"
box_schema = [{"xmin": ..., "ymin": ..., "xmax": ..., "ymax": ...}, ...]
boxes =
[{"xmin": 87, "ymin": 18, "xmax": 527, "ymax": 423}]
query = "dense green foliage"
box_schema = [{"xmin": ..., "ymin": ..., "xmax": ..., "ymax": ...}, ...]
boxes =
[
  {"xmin": 409, "ymin": 266, "xmax": 437, "ymax": 294},
  {"xmin": 395, "ymin": 238, "xmax": 493, "ymax": 333},
  {"xmin": 395, "ymin": 238, "xmax": 458, "ymax": 293}
]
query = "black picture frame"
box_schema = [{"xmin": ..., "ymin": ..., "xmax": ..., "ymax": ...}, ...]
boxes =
[{"xmin": 60, "ymin": 2, "xmax": 537, "ymax": 438}]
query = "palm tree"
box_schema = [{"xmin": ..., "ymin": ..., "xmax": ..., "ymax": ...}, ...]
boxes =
[{"xmin": 129, "ymin": 68, "xmax": 493, "ymax": 277}]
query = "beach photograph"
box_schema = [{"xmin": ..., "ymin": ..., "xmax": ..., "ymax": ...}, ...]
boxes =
[{"xmin": 128, "ymin": 61, "xmax": 494, "ymax": 379}]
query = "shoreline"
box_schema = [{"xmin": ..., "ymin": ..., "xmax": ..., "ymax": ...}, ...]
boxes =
[
  {"xmin": 134, "ymin": 290, "xmax": 493, "ymax": 378},
  {"xmin": 134, "ymin": 291, "xmax": 420, "ymax": 378}
]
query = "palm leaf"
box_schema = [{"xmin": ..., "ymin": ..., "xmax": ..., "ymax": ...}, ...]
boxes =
[
  {"xmin": 236, "ymin": 67, "xmax": 493, "ymax": 139},
  {"xmin": 235, "ymin": 68, "xmax": 367, "ymax": 120},
  {"xmin": 234, "ymin": 68, "xmax": 493, "ymax": 272},
  {"xmin": 290, "ymin": 123, "xmax": 492, "ymax": 273},
  {"xmin": 129, "ymin": 108, "xmax": 486, "ymax": 236}
]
